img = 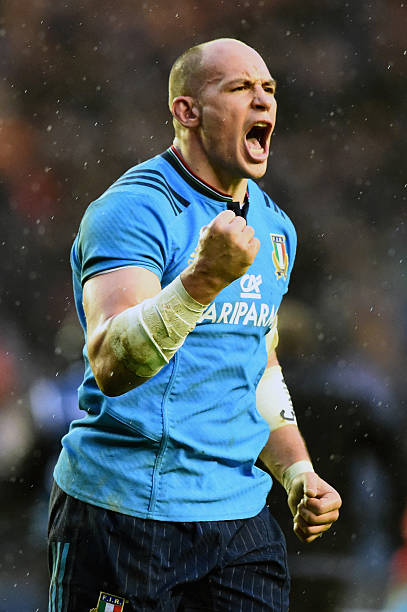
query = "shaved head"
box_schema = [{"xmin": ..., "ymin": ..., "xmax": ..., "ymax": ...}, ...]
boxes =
[
  {"xmin": 168, "ymin": 44, "xmax": 205, "ymax": 109},
  {"xmin": 168, "ymin": 38, "xmax": 259, "ymax": 110}
]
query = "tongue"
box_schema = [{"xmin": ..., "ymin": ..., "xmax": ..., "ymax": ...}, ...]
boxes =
[{"xmin": 247, "ymin": 136, "xmax": 263, "ymax": 150}]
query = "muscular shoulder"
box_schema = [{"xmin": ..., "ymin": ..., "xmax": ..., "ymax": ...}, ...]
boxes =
[
  {"xmin": 74, "ymin": 155, "xmax": 186, "ymax": 284},
  {"xmin": 86, "ymin": 155, "xmax": 187, "ymax": 224}
]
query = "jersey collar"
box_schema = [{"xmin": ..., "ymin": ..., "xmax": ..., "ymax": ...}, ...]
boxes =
[{"xmin": 162, "ymin": 146, "xmax": 236, "ymax": 203}]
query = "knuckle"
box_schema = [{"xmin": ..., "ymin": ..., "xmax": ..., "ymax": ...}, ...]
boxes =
[
  {"xmin": 218, "ymin": 209, "xmax": 234, "ymax": 220},
  {"xmin": 211, "ymin": 211, "xmax": 234, "ymax": 229},
  {"xmin": 251, "ymin": 237, "xmax": 261, "ymax": 251},
  {"xmin": 310, "ymin": 502, "xmax": 323, "ymax": 515},
  {"xmin": 231, "ymin": 220, "xmax": 247, "ymax": 233}
]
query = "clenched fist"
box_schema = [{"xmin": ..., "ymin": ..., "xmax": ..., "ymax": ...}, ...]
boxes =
[
  {"xmin": 288, "ymin": 472, "xmax": 342, "ymax": 544},
  {"xmin": 181, "ymin": 210, "xmax": 260, "ymax": 304}
]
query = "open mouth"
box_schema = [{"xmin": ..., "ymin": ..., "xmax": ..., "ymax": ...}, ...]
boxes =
[{"xmin": 245, "ymin": 122, "xmax": 271, "ymax": 156}]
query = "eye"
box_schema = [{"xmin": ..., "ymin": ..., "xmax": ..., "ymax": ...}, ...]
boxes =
[{"xmin": 232, "ymin": 85, "xmax": 246, "ymax": 91}]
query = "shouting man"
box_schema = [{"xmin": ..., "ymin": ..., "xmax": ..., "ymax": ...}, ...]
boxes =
[{"xmin": 49, "ymin": 38, "xmax": 341, "ymax": 611}]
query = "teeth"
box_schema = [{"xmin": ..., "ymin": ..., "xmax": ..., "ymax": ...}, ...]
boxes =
[{"xmin": 253, "ymin": 122, "xmax": 269, "ymax": 127}]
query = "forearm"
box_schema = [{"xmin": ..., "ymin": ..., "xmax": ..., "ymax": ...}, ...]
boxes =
[
  {"xmin": 257, "ymin": 343, "xmax": 341, "ymax": 542},
  {"xmin": 89, "ymin": 274, "xmax": 208, "ymax": 395},
  {"xmin": 88, "ymin": 266, "xmax": 226, "ymax": 396},
  {"xmin": 259, "ymin": 424, "xmax": 312, "ymax": 485}
]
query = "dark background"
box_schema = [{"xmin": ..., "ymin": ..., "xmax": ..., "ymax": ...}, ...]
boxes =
[{"xmin": 0, "ymin": 1, "xmax": 406, "ymax": 610}]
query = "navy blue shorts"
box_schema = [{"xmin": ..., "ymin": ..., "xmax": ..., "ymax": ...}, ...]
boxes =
[{"xmin": 48, "ymin": 482, "xmax": 290, "ymax": 611}]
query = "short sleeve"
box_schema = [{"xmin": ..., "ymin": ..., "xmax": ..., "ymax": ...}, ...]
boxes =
[
  {"xmin": 77, "ymin": 189, "xmax": 171, "ymax": 286},
  {"xmin": 285, "ymin": 219, "xmax": 297, "ymax": 289}
]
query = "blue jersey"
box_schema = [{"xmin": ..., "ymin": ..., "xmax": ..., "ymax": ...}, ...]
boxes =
[{"xmin": 54, "ymin": 146, "xmax": 297, "ymax": 521}]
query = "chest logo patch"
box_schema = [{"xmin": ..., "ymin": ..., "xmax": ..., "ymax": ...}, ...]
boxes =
[{"xmin": 270, "ymin": 234, "xmax": 289, "ymax": 281}]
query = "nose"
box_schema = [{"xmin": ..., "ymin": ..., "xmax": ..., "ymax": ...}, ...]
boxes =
[{"xmin": 251, "ymin": 84, "xmax": 273, "ymax": 111}]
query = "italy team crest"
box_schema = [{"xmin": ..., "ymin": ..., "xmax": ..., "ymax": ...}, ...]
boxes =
[
  {"xmin": 90, "ymin": 591, "xmax": 126, "ymax": 612},
  {"xmin": 270, "ymin": 234, "xmax": 289, "ymax": 281}
]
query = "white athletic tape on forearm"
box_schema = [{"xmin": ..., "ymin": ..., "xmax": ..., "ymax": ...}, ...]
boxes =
[
  {"xmin": 282, "ymin": 460, "xmax": 315, "ymax": 493},
  {"xmin": 110, "ymin": 275, "xmax": 206, "ymax": 378},
  {"xmin": 256, "ymin": 365, "xmax": 297, "ymax": 431}
]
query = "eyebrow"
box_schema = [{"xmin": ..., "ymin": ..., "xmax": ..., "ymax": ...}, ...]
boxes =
[{"xmin": 225, "ymin": 77, "xmax": 277, "ymax": 89}]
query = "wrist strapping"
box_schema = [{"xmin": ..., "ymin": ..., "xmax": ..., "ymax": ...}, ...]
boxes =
[
  {"xmin": 110, "ymin": 275, "xmax": 207, "ymax": 378},
  {"xmin": 256, "ymin": 365, "xmax": 297, "ymax": 431},
  {"xmin": 282, "ymin": 460, "xmax": 314, "ymax": 493}
]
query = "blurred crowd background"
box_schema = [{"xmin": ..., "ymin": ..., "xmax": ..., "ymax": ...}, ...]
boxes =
[{"xmin": 0, "ymin": 0, "xmax": 406, "ymax": 610}]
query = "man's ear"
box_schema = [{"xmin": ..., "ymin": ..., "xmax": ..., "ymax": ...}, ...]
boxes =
[{"xmin": 171, "ymin": 96, "xmax": 200, "ymax": 128}]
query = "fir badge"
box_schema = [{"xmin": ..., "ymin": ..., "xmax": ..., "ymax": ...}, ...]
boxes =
[
  {"xmin": 270, "ymin": 234, "xmax": 288, "ymax": 281},
  {"xmin": 90, "ymin": 591, "xmax": 126, "ymax": 612}
]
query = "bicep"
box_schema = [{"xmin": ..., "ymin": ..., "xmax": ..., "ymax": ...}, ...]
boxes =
[
  {"xmin": 83, "ymin": 266, "xmax": 161, "ymax": 346},
  {"xmin": 82, "ymin": 266, "xmax": 163, "ymax": 395}
]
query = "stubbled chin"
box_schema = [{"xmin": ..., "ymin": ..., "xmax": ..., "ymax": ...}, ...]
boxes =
[
  {"xmin": 241, "ymin": 155, "xmax": 268, "ymax": 179},
  {"xmin": 249, "ymin": 164, "xmax": 268, "ymax": 179}
]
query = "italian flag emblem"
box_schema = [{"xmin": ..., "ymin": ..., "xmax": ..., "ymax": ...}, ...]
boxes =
[
  {"xmin": 95, "ymin": 591, "xmax": 125, "ymax": 611},
  {"xmin": 270, "ymin": 233, "xmax": 289, "ymax": 281}
]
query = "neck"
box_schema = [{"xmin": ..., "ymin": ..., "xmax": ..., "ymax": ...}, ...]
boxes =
[{"xmin": 172, "ymin": 136, "xmax": 248, "ymax": 203}]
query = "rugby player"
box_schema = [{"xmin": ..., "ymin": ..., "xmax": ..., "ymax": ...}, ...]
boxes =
[{"xmin": 48, "ymin": 38, "xmax": 341, "ymax": 611}]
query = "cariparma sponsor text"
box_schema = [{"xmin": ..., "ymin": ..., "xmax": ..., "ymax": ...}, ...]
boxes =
[{"xmin": 197, "ymin": 301, "xmax": 276, "ymax": 327}]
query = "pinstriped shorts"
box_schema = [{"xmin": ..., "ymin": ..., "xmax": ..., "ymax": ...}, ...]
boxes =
[{"xmin": 48, "ymin": 482, "xmax": 290, "ymax": 612}]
